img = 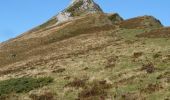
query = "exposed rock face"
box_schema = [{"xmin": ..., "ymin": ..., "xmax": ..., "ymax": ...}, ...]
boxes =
[
  {"xmin": 56, "ymin": 12, "xmax": 73, "ymax": 24},
  {"xmin": 56, "ymin": 0, "xmax": 103, "ymax": 24}
]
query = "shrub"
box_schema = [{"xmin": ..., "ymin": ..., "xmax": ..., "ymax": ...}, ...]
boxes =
[
  {"xmin": 133, "ymin": 52, "xmax": 143, "ymax": 58},
  {"xmin": 0, "ymin": 77, "xmax": 53, "ymax": 96},
  {"xmin": 153, "ymin": 53, "xmax": 161, "ymax": 58},
  {"xmin": 78, "ymin": 80, "xmax": 112, "ymax": 99},
  {"xmin": 141, "ymin": 63, "xmax": 155, "ymax": 73}
]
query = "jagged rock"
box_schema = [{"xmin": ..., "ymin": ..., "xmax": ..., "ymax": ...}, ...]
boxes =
[
  {"xmin": 56, "ymin": 12, "xmax": 73, "ymax": 24},
  {"xmin": 67, "ymin": 0, "xmax": 103, "ymax": 14}
]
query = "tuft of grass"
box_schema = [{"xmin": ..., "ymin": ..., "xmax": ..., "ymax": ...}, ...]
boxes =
[
  {"xmin": 0, "ymin": 77, "xmax": 53, "ymax": 96},
  {"xmin": 133, "ymin": 52, "xmax": 143, "ymax": 58},
  {"xmin": 29, "ymin": 92, "xmax": 54, "ymax": 100},
  {"xmin": 65, "ymin": 78, "xmax": 87, "ymax": 88}
]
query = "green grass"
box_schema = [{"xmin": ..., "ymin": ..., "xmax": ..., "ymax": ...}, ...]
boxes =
[
  {"xmin": 0, "ymin": 77, "xmax": 53, "ymax": 96},
  {"xmin": 31, "ymin": 18, "xmax": 57, "ymax": 32}
]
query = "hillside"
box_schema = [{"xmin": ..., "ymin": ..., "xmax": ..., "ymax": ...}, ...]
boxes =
[{"xmin": 0, "ymin": 0, "xmax": 169, "ymax": 100}]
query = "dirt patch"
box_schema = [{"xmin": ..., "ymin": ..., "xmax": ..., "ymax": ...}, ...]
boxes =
[{"xmin": 137, "ymin": 27, "xmax": 170, "ymax": 38}]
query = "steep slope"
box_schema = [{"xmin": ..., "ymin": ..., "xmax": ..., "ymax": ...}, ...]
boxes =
[
  {"xmin": 0, "ymin": 0, "xmax": 169, "ymax": 100},
  {"xmin": 24, "ymin": 0, "xmax": 104, "ymax": 33},
  {"xmin": 0, "ymin": 13, "xmax": 117, "ymax": 68}
]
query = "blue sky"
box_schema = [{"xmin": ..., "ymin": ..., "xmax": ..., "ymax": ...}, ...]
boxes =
[{"xmin": 0, "ymin": 0, "xmax": 170, "ymax": 42}]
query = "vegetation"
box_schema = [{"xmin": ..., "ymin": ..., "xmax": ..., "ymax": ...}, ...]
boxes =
[
  {"xmin": 29, "ymin": 92, "xmax": 54, "ymax": 100},
  {"xmin": 0, "ymin": 77, "xmax": 53, "ymax": 96},
  {"xmin": 78, "ymin": 80, "xmax": 112, "ymax": 100},
  {"xmin": 43, "ymin": 14, "xmax": 115, "ymax": 44},
  {"xmin": 137, "ymin": 27, "xmax": 170, "ymax": 38},
  {"xmin": 31, "ymin": 18, "xmax": 57, "ymax": 32},
  {"xmin": 0, "ymin": 7, "xmax": 169, "ymax": 100},
  {"xmin": 118, "ymin": 16, "xmax": 163, "ymax": 29},
  {"xmin": 39, "ymin": 18, "xmax": 57, "ymax": 29}
]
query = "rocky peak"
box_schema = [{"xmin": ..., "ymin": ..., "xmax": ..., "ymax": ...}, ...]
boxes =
[
  {"xmin": 55, "ymin": 0, "xmax": 103, "ymax": 24},
  {"xmin": 68, "ymin": 0, "xmax": 103, "ymax": 14}
]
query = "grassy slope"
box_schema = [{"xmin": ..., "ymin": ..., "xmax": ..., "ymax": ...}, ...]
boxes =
[{"xmin": 0, "ymin": 14, "xmax": 169, "ymax": 100}]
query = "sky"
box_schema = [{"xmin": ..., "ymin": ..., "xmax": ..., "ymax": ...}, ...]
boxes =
[{"xmin": 0, "ymin": 0, "xmax": 170, "ymax": 42}]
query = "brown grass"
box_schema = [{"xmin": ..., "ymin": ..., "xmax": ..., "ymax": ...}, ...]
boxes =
[
  {"xmin": 117, "ymin": 16, "xmax": 162, "ymax": 29},
  {"xmin": 137, "ymin": 27, "xmax": 170, "ymax": 38},
  {"xmin": 0, "ymin": 13, "xmax": 114, "ymax": 68},
  {"xmin": 29, "ymin": 92, "xmax": 54, "ymax": 100}
]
